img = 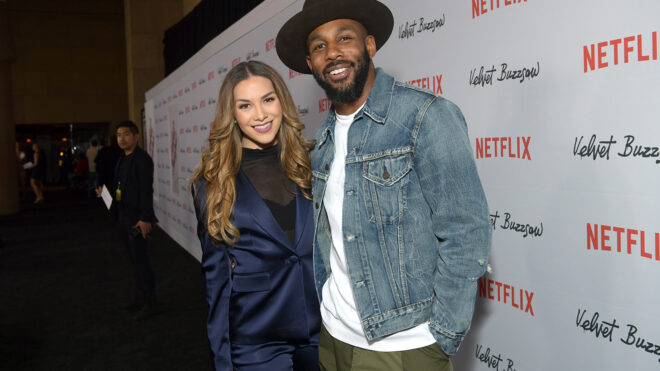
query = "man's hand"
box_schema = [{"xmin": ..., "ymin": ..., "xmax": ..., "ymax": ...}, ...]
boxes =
[
  {"xmin": 95, "ymin": 186, "xmax": 103, "ymax": 198},
  {"xmin": 134, "ymin": 220, "xmax": 152, "ymax": 239}
]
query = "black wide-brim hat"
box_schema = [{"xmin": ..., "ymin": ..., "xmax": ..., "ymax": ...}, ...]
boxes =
[{"xmin": 276, "ymin": 0, "xmax": 394, "ymax": 74}]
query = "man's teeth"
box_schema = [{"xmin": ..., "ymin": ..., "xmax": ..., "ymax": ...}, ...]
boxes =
[
  {"xmin": 330, "ymin": 67, "xmax": 347, "ymax": 75},
  {"xmin": 254, "ymin": 122, "xmax": 271, "ymax": 130}
]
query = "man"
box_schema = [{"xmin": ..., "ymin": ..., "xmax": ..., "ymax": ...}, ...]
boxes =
[
  {"xmin": 97, "ymin": 120, "xmax": 158, "ymax": 321},
  {"xmin": 276, "ymin": 1, "xmax": 491, "ymax": 369},
  {"xmin": 86, "ymin": 139, "xmax": 100, "ymax": 197}
]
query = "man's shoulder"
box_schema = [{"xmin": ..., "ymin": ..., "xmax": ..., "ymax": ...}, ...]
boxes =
[{"xmin": 389, "ymin": 82, "xmax": 461, "ymax": 118}]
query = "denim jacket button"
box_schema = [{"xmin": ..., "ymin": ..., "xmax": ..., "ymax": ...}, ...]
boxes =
[
  {"xmin": 325, "ymin": 164, "xmax": 330, "ymax": 171},
  {"xmin": 315, "ymin": 202, "xmax": 319, "ymax": 209}
]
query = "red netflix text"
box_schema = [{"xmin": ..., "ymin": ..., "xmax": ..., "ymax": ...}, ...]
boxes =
[
  {"xmin": 478, "ymin": 277, "xmax": 535, "ymax": 316},
  {"xmin": 289, "ymin": 69, "xmax": 303, "ymax": 79},
  {"xmin": 406, "ymin": 74, "xmax": 443, "ymax": 95},
  {"xmin": 475, "ymin": 136, "xmax": 531, "ymax": 160},
  {"xmin": 232, "ymin": 57, "xmax": 241, "ymax": 67},
  {"xmin": 266, "ymin": 38, "xmax": 276, "ymax": 52},
  {"xmin": 318, "ymin": 98, "xmax": 332, "ymax": 113},
  {"xmin": 473, "ymin": 0, "xmax": 527, "ymax": 19},
  {"xmin": 587, "ymin": 223, "xmax": 659, "ymax": 261},
  {"xmin": 583, "ymin": 31, "xmax": 658, "ymax": 73}
]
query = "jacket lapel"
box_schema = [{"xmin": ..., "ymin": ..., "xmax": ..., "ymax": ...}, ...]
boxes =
[{"xmin": 235, "ymin": 170, "xmax": 294, "ymax": 252}]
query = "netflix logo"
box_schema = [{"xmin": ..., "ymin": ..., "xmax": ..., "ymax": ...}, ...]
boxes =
[
  {"xmin": 289, "ymin": 69, "xmax": 303, "ymax": 79},
  {"xmin": 192, "ymin": 81, "xmax": 197, "ymax": 90},
  {"xmin": 232, "ymin": 57, "xmax": 241, "ymax": 67},
  {"xmin": 318, "ymin": 98, "xmax": 332, "ymax": 113},
  {"xmin": 406, "ymin": 74, "xmax": 443, "ymax": 95},
  {"xmin": 475, "ymin": 136, "xmax": 532, "ymax": 160},
  {"xmin": 587, "ymin": 223, "xmax": 659, "ymax": 262},
  {"xmin": 473, "ymin": 0, "xmax": 528, "ymax": 19},
  {"xmin": 583, "ymin": 31, "xmax": 658, "ymax": 73},
  {"xmin": 478, "ymin": 276, "xmax": 535, "ymax": 316},
  {"xmin": 208, "ymin": 71, "xmax": 215, "ymax": 80},
  {"xmin": 265, "ymin": 38, "xmax": 276, "ymax": 52}
]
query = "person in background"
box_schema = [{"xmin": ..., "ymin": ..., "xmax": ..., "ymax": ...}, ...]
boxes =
[
  {"xmin": 16, "ymin": 142, "xmax": 28, "ymax": 200},
  {"xmin": 192, "ymin": 60, "xmax": 320, "ymax": 371},
  {"xmin": 86, "ymin": 139, "xmax": 100, "ymax": 197},
  {"xmin": 96, "ymin": 136, "xmax": 121, "ymax": 193},
  {"xmin": 276, "ymin": 1, "xmax": 492, "ymax": 369},
  {"xmin": 97, "ymin": 121, "xmax": 158, "ymax": 321},
  {"xmin": 26, "ymin": 142, "xmax": 46, "ymax": 204}
]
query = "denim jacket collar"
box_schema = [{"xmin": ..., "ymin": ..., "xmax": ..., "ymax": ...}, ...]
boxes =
[{"xmin": 317, "ymin": 68, "xmax": 394, "ymax": 148}]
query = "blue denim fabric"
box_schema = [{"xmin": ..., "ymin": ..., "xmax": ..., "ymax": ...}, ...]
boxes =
[{"xmin": 311, "ymin": 68, "xmax": 491, "ymax": 355}]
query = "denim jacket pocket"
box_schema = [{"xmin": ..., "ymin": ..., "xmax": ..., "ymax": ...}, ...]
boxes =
[{"xmin": 362, "ymin": 151, "xmax": 412, "ymax": 224}]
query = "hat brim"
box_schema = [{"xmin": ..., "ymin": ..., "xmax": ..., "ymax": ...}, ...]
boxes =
[{"xmin": 276, "ymin": 0, "xmax": 394, "ymax": 74}]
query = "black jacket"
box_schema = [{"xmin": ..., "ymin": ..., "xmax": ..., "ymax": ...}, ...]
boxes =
[{"xmin": 114, "ymin": 146, "xmax": 157, "ymax": 226}]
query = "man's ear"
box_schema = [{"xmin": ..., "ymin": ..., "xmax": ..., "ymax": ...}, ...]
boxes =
[
  {"xmin": 306, "ymin": 55, "xmax": 313, "ymax": 73},
  {"xmin": 365, "ymin": 35, "xmax": 377, "ymax": 58}
]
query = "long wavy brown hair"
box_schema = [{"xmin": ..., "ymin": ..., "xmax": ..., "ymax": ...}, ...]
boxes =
[{"xmin": 193, "ymin": 61, "xmax": 313, "ymax": 246}]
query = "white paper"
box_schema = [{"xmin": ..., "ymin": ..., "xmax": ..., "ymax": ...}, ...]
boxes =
[
  {"xmin": 101, "ymin": 185, "xmax": 113, "ymax": 210},
  {"xmin": 22, "ymin": 161, "xmax": 33, "ymax": 169}
]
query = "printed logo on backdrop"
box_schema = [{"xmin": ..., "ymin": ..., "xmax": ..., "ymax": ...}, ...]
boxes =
[
  {"xmin": 583, "ymin": 31, "xmax": 658, "ymax": 73},
  {"xmin": 290, "ymin": 69, "xmax": 303, "ymax": 79},
  {"xmin": 478, "ymin": 275, "xmax": 535, "ymax": 316},
  {"xmin": 576, "ymin": 308, "xmax": 660, "ymax": 364},
  {"xmin": 586, "ymin": 223, "xmax": 659, "ymax": 262},
  {"xmin": 406, "ymin": 74, "xmax": 443, "ymax": 95},
  {"xmin": 470, "ymin": 62, "xmax": 540, "ymax": 87},
  {"xmin": 573, "ymin": 135, "xmax": 659, "ymax": 165},
  {"xmin": 246, "ymin": 50, "xmax": 259, "ymax": 61},
  {"xmin": 472, "ymin": 0, "xmax": 528, "ymax": 19},
  {"xmin": 217, "ymin": 65, "xmax": 228, "ymax": 76},
  {"xmin": 475, "ymin": 344, "xmax": 518, "ymax": 371},
  {"xmin": 232, "ymin": 57, "xmax": 241, "ymax": 67},
  {"xmin": 319, "ymin": 98, "xmax": 332, "ymax": 113},
  {"xmin": 398, "ymin": 14, "xmax": 445, "ymax": 40},
  {"xmin": 476, "ymin": 136, "xmax": 532, "ymax": 160},
  {"xmin": 297, "ymin": 105, "xmax": 309, "ymax": 117},
  {"xmin": 265, "ymin": 38, "xmax": 276, "ymax": 53},
  {"xmin": 490, "ymin": 210, "xmax": 543, "ymax": 238}
]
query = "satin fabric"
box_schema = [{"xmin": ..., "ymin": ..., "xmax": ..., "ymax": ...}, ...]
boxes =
[{"xmin": 194, "ymin": 170, "xmax": 320, "ymax": 370}]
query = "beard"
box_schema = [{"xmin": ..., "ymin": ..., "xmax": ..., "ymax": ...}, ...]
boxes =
[{"xmin": 312, "ymin": 47, "xmax": 371, "ymax": 105}]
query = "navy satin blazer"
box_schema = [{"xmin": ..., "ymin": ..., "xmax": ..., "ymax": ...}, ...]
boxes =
[{"xmin": 193, "ymin": 171, "xmax": 320, "ymax": 370}]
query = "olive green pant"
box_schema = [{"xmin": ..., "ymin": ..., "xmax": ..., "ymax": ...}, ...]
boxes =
[{"xmin": 319, "ymin": 325, "xmax": 453, "ymax": 371}]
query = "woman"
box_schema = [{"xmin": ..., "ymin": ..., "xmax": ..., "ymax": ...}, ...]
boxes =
[
  {"xmin": 192, "ymin": 61, "xmax": 320, "ymax": 371},
  {"xmin": 27, "ymin": 142, "xmax": 46, "ymax": 203}
]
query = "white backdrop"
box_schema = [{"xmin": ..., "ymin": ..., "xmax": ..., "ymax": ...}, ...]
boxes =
[{"xmin": 145, "ymin": 1, "xmax": 660, "ymax": 369}]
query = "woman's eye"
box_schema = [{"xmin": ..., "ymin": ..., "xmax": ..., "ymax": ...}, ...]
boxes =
[
  {"xmin": 264, "ymin": 97, "xmax": 275, "ymax": 103},
  {"xmin": 238, "ymin": 104, "xmax": 249, "ymax": 109}
]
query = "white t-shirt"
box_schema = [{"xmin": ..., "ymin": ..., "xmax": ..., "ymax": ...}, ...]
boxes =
[{"xmin": 320, "ymin": 105, "xmax": 437, "ymax": 351}]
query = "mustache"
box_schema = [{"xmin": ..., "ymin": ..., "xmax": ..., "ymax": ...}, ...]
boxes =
[{"xmin": 323, "ymin": 60, "xmax": 355, "ymax": 74}]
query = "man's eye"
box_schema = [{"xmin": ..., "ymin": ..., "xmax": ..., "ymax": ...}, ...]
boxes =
[{"xmin": 313, "ymin": 43, "xmax": 325, "ymax": 51}]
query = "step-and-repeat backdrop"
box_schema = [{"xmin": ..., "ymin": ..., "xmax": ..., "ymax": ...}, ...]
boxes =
[{"xmin": 145, "ymin": 0, "xmax": 660, "ymax": 369}]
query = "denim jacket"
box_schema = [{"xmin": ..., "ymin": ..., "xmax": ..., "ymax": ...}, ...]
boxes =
[{"xmin": 311, "ymin": 68, "xmax": 491, "ymax": 355}]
